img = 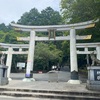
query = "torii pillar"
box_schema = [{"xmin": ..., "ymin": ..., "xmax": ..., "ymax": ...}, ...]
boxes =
[
  {"xmin": 6, "ymin": 47, "xmax": 13, "ymax": 81},
  {"xmin": 68, "ymin": 28, "xmax": 80, "ymax": 84},
  {"xmin": 24, "ymin": 31, "xmax": 36, "ymax": 81},
  {"xmin": 96, "ymin": 46, "xmax": 100, "ymax": 60}
]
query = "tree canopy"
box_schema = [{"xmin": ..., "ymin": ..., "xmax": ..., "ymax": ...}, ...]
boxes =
[
  {"xmin": 34, "ymin": 42, "xmax": 62, "ymax": 71},
  {"xmin": 61, "ymin": 0, "xmax": 100, "ymax": 22},
  {"xmin": 18, "ymin": 7, "xmax": 62, "ymax": 25}
]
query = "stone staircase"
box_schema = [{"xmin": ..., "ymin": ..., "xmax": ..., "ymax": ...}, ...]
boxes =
[{"xmin": 0, "ymin": 88, "xmax": 100, "ymax": 100}]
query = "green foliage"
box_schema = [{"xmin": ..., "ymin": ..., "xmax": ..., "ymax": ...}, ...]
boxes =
[
  {"xmin": 61, "ymin": 41, "xmax": 70, "ymax": 65},
  {"xmin": 0, "ymin": 30, "xmax": 29, "ymax": 44},
  {"xmin": 0, "ymin": 24, "xmax": 13, "ymax": 32},
  {"xmin": 0, "ymin": 23, "xmax": 8, "ymax": 32},
  {"xmin": 18, "ymin": 8, "xmax": 41, "ymax": 25},
  {"xmin": 34, "ymin": 42, "xmax": 63, "ymax": 71},
  {"xmin": 61, "ymin": 0, "xmax": 100, "ymax": 22},
  {"xmin": 17, "ymin": 7, "xmax": 62, "ymax": 25},
  {"xmin": 40, "ymin": 7, "xmax": 62, "ymax": 25}
]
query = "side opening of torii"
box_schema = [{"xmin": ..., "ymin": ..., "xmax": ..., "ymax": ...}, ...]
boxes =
[
  {"xmin": 76, "ymin": 42, "xmax": 100, "ymax": 66},
  {"xmin": 0, "ymin": 43, "xmax": 29, "ymax": 80},
  {"xmin": 11, "ymin": 19, "xmax": 98, "ymax": 84}
]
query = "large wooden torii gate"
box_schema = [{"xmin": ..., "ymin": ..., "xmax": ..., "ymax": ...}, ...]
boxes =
[{"xmin": 11, "ymin": 20, "xmax": 98, "ymax": 84}]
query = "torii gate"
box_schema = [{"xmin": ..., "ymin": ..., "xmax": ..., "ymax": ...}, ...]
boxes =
[
  {"xmin": 76, "ymin": 42, "xmax": 100, "ymax": 59},
  {"xmin": 0, "ymin": 43, "xmax": 29, "ymax": 80},
  {"xmin": 76, "ymin": 42, "xmax": 100, "ymax": 66},
  {"xmin": 11, "ymin": 19, "xmax": 98, "ymax": 84}
]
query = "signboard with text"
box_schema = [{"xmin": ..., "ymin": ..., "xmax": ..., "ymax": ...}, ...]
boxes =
[{"xmin": 17, "ymin": 62, "xmax": 25, "ymax": 68}]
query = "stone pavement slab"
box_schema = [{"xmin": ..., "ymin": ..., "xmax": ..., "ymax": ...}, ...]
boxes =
[
  {"xmin": 0, "ymin": 80, "xmax": 92, "ymax": 92},
  {"xmin": 0, "ymin": 71, "xmax": 90, "ymax": 93}
]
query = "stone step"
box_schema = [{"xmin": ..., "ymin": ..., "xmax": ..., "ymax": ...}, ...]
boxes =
[
  {"xmin": 0, "ymin": 90, "xmax": 100, "ymax": 100},
  {"xmin": 0, "ymin": 95, "xmax": 58, "ymax": 100},
  {"xmin": 0, "ymin": 87, "xmax": 100, "ymax": 97}
]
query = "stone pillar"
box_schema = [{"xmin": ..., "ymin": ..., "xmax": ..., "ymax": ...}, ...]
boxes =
[
  {"xmin": 6, "ymin": 47, "xmax": 13, "ymax": 81},
  {"xmin": 25, "ymin": 31, "xmax": 35, "ymax": 81},
  {"xmin": 96, "ymin": 46, "xmax": 100, "ymax": 60},
  {"xmin": 85, "ymin": 47, "xmax": 90, "ymax": 66},
  {"xmin": 68, "ymin": 28, "xmax": 81, "ymax": 84}
]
